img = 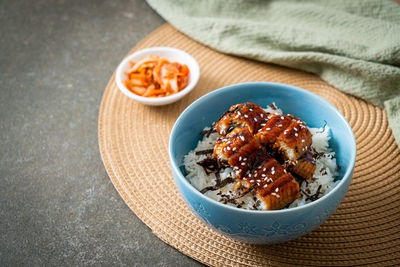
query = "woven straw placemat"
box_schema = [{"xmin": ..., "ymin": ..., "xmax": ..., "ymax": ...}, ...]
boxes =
[{"xmin": 98, "ymin": 24, "xmax": 400, "ymax": 266}]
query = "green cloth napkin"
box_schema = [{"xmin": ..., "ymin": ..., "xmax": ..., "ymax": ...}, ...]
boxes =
[{"xmin": 146, "ymin": 0, "xmax": 400, "ymax": 147}]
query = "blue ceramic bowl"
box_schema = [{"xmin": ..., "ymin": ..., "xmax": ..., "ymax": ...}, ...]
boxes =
[{"xmin": 169, "ymin": 82, "xmax": 356, "ymax": 244}]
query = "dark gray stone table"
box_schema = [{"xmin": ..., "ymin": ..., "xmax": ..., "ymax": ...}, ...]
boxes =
[{"xmin": 0, "ymin": 1, "xmax": 203, "ymax": 265}]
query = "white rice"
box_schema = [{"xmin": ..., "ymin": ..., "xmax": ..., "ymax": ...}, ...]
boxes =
[{"xmin": 183, "ymin": 104, "xmax": 338, "ymax": 210}]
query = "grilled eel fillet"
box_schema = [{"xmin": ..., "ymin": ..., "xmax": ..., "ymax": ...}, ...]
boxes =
[
  {"xmin": 287, "ymin": 149, "xmax": 316, "ymax": 179},
  {"xmin": 240, "ymin": 151, "xmax": 299, "ymax": 210},
  {"xmin": 215, "ymin": 108, "xmax": 316, "ymax": 179},
  {"xmin": 216, "ymin": 104, "xmax": 312, "ymax": 163},
  {"xmin": 255, "ymin": 114, "xmax": 315, "ymax": 179},
  {"xmin": 215, "ymin": 102, "xmax": 269, "ymax": 136},
  {"xmin": 255, "ymin": 114, "xmax": 312, "ymax": 161},
  {"xmin": 213, "ymin": 102, "xmax": 315, "ymax": 195},
  {"xmin": 213, "ymin": 127, "xmax": 261, "ymax": 176},
  {"xmin": 213, "ymin": 131, "xmax": 300, "ymax": 210}
]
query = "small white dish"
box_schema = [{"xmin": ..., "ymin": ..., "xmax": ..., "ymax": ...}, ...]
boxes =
[{"xmin": 115, "ymin": 46, "xmax": 200, "ymax": 106}]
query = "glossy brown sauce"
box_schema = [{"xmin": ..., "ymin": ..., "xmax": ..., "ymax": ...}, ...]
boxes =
[{"xmin": 200, "ymin": 102, "xmax": 317, "ymax": 210}]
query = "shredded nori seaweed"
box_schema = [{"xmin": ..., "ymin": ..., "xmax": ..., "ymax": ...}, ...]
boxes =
[
  {"xmin": 232, "ymin": 183, "xmax": 257, "ymax": 200},
  {"xmin": 200, "ymin": 177, "xmax": 234, "ymax": 194},
  {"xmin": 269, "ymin": 103, "xmax": 278, "ymax": 110},
  {"xmin": 218, "ymin": 192, "xmax": 238, "ymax": 205},
  {"xmin": 316, "ymin": 121, "xmax": 328, "ymax": 133},
  {"xmin": 200, "ymin": 122, "xmax": 217, "ymax": 137},
  {"xmin": 195, "ymin": 149, "xmax": 214, "ymax": 155},
  {"xmin": 303, "ymin": 185, "xmax": 322, "ymax": 201},
  {"xmin": 196, "ymin": 157, "xmax": 220, "ymax": 175}
]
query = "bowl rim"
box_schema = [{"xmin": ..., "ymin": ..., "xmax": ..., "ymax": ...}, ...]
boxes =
[
  {"xmin": 115, "ymin": 46, "xmax": 200, "ymax": 105},
  {"xmin": 169, "ymin": 81, "xmax": 356, "ymax": 214}
]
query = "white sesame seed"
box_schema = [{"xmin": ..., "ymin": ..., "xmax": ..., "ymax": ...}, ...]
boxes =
[
  {"xmin": 254, "ymin": 173, "xmax": 258, "ymax": 177},
  {"xmin": 266, "ymin": 128, "xmax": 271, "ymax": 130},
  {"xmin": 276, "ymin": 194, "xmax": 280, "ymax": 198},
  {"xmin": 263, "ymin": 168, "xmax": 266, "ymax": 171},
  {"xmin": 232, "ymin": 147, "xmax": 237, "ymax": 151},
  {"xmin": 261, "ymin": 174, "xmax": 266, "ymax": 177},
  {"xmin": 239, "ymin": 156, "xmax": 242, "ymax": 161},
  {"xmin": 261, "ymin": 123, "xmax": 266, "ymax": 126},
  {"xmin": 244, "ymin": 114, "xmax": 248, "ymax": 118},
  {"xmin": 241, "ymin": 162, "xmax": 246, "ymax": 166},
  {"xmin": 275, "ymin": 187, "xmax": 279, "ymax": 192},
  {"xmin": 257, "ymin": 180, "xmax": 261, "ymax": 183},
  {"xmin": 278, "ymin": 124, "xmax": 282, "ymax": 127},
  {"xmin": 271, "ymin": 170, "xmax": 275, "ymax": 175},
  {"xmin": 249, "ymin": 108, "xmax": 253, "ymax": 111},
  {"xmin": 254, "ymin": 118, "xmax": 257, "ymax": 122},
  {"xmin": 280, "ymin": 116, "xmax": 284, "ymax": 120},
  {"xmin": 250, "ymin": 180, "xmax": 254, "ymax": 183},
  {"xmin": 261, "ymin": 114, "xmax": 264, "ymax": 118},
  {"xmin": 263, "ymin": 184, "xmax": 268, "ymax": 188},
  {"xmin": 227, "ymin": 147, "xmax": 231, "ymax": 151},
  {"xmin": 295, "ymin": 133, "xmax": 298, "ymax": 136},
  {"xmin": 243, "ymin": 158, "xmax": 247, "ymax": 161},
  {"xmin": 240, "ymin": 136, "xmax": 245, "ymax": 141},
  {"xmin": 284, "ymin": 169, "xmax": 287, "ymax": 173},
  {"xmin": 249, "ymin": 174, "xmax": 252, "ymax": 178},
  {"xmin": 302, "ymin": 139, "xmax": 305, "ymax": 143},
  {"xmin": 294, "ymin": 127, "xmax": 298, "ymax": 131}
]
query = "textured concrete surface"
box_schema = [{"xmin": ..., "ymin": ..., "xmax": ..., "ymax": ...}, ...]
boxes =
[{"xmin": 0, "ymin": 1, "xmax": 202, "ymax": 266}]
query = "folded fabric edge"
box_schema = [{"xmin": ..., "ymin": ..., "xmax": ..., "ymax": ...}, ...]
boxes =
[
  {"xmin": 167, "ymin": 20, "xmax": 400, "ymax": 148},
  {"xmin": 145, "ymin": 0, "xmax": 400, "ymax": 148},
  {"xmin": 384, "ymin": 97, "xmax": 400, "ymax": 148}
]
